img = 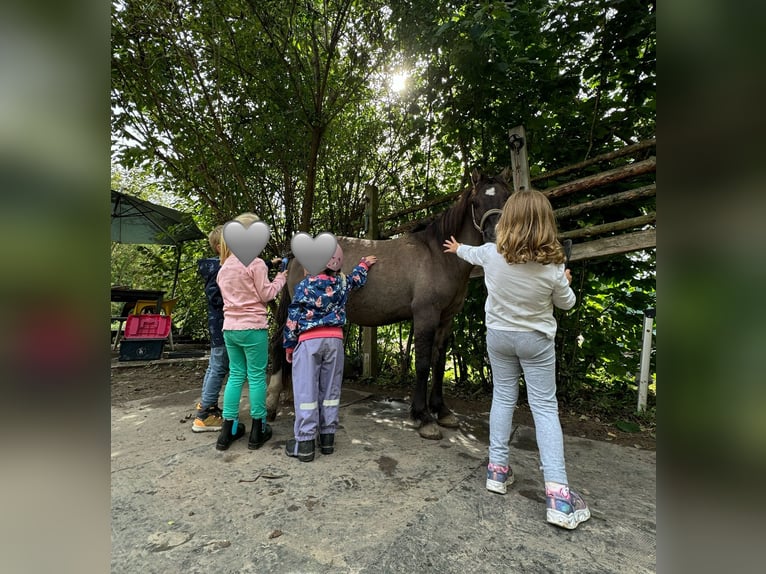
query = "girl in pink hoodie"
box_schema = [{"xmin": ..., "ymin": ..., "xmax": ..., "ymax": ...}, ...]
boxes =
[{"xmin": 215, "ymin": 213, "xmax": 287, "ymax": 451}]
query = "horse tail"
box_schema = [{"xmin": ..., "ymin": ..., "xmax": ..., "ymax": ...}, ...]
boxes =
[{"xmin": 266, "ymin": 282, "xmax": 292, "ymax": 421}]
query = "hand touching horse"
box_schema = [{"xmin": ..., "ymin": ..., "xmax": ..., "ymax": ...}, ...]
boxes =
[{"xmin": 267, "ymin": 168, "xmax": 512, "ymax": 439}]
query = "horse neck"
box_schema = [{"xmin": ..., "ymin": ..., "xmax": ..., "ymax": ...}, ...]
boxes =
[
  {"xmin": 442, "ymin": 194, "xmax": 483, "ymax": 247},
  {"xmin": 416, "ymin": 198, "xmax": 483, "ymax": 277}
]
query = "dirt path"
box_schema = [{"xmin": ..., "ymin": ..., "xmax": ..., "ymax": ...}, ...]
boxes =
[{"xmin": 111, "ymin": 355, "xmax": 656, "ymax": 573}]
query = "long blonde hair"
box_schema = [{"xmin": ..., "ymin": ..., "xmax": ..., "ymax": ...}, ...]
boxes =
[
  {"xmin": 219, "ymin": 212, "xmax": 260, "ymax": 263},
  {"xmin": 495, "ymin": 189, "xmax": 565, "ymax": 265},
  {"xmin": 208, "ymin": 224, "xmax": 224, "ymax": 255}
]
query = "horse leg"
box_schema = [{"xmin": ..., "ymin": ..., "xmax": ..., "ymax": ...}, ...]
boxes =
[
  {"xmin": 265, "ymin": 369, "xmax": 282, "ymax": 422},
  {"xmin": 411, "ymin": 316, "xmax": 443, "ymax": 440},
  {"xmin": 430, "ymin": 323, "xmax": 459, "ymax": 429}
]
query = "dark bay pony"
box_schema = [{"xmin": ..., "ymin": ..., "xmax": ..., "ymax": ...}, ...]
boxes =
[{"xmin": 266, "ymin": 169, "xmax": 512, "ymax": 439}]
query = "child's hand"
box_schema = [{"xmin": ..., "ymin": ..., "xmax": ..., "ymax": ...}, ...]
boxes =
[
  {"xmin": 286, "ymin": 348, "xmax": 294, "ymax": 363},
  {"xmin": 565, "ymin": 268, "xmax": 572, "ymax": 285},
  {"xmin": 443, "ymin": 236, "xmax": 460, "ymax": 254},
  {"xmin": 270, "ymin": 257, "xmax": 282, "ymax": 268},
  {"xmin": 361, "ymin": 255, "xmax": 378, "ymax": 266}
]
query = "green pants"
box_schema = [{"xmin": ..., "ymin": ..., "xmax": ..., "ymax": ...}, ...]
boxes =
[{"xmin": 222, "ymin": 329, "xmax": 268, "ymax": 421}]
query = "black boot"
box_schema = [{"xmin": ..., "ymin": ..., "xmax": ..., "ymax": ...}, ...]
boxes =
[
  {"xmin": 216, "ymin": 419, "xmax": 245, "ymax": 451},
  {"xmin": 319, "ymin": 433, "xmax": 335, "ymax": 455},
  {"xmin": 285, "ymin": 438, "xmax": 315, "ymax": 462},
  {"xmin": 248, "ymin": 418, "xmax": 273, "ymax": 450}
]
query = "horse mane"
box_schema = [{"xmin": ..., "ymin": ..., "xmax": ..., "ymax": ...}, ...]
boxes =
[{"xmin": 412, "ymin": 184, "xmax": 473, "ymax": 244}]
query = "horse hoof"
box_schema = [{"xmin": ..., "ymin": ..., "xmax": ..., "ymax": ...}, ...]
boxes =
[
  {"xmin": 266, "ymin": 410, "xmax": 276, "ymax": 422},
  {"xmin": 437, "ymin": 412, "xmax": 459, "ymax": 428},
  {"xmin": 418, "ymin": 422, "xmax": 442, "ymax": 440}
]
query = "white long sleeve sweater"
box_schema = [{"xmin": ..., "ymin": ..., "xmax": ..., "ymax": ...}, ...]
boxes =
[{"xmin": 456, "ymin": 243, "xmax": 576, "ymax": 339}]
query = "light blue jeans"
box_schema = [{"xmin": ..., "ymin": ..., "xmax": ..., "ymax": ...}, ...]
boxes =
[
  {"xmin": 222, "ymin": 329, "xmax": 269, "ymax": 421},
  {"xmin": 199, "ymin": 345, "xmax": 229, "ymax": 410},
  {"xmin": 486, "ymin": 328, "xmax": 568, "ymax": 485}
]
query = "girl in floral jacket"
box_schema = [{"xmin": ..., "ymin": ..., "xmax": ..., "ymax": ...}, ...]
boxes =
[{"xmin": 283, "ymin": 244, "xmax": 377, "ymax": 461}]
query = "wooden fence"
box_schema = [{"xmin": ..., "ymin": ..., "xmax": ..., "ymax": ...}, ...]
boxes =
[{"xmin": 379, "ymin": 126, "xmax": 655, "ymax": 261}]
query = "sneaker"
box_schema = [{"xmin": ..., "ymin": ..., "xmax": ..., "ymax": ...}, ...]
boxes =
[
  {"xmin": 546, "ymin": 485, "xmax": 591, "ymax": 529},
  {"xmin": 192, "ymin": 407, "xmax": 224, "ymax": 433},
  {"xmin": 486, "ymin": 462, "xmax": 514, "ymax": 494},
  {"xmin": 208, "ymin": 405, "xmax": 223, "ymax": 417},
  {"xmin": 196, "ymin": 402, "xmax": 222, "ymax": 417}
]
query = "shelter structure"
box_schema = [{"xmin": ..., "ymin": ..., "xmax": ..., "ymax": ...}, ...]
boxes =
[{"xmin": 110, "ymin": 190, "xmax": 205, "ymax": 294}]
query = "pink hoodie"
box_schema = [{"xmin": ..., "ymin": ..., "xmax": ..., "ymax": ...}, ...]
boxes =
[{"xmin": 216, "ymin": 257, "xmax": 287, "ymax": 331}]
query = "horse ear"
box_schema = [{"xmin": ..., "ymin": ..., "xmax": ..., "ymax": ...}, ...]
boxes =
[
  {"xmin": 499, "ymin": 166, "xmax": 511, "ymax": 182},
  {"xmin": 470, "ymin": 168, "xmax": 481, "ymax": 187}
]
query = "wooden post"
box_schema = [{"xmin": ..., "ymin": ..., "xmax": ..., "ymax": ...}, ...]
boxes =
[
  {"xmin": 508, "ymin": 125, "xmax": 531, "ymax": 192},
  {"xmin": 637, "ymin": 308, "xmax": 655, "ymax": 412},
  {"xmin": 362, "ymin": 184, "xmax": 378, "ymax": 379}
]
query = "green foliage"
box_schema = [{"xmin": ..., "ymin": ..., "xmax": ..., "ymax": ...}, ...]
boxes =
[{"xmin": 556, "ymin": 250, "xmax": 656, "ymax": 414}]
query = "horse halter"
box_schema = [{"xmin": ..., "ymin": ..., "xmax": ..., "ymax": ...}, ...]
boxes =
[{"xmin": 471, "ymin": 204, "xmax": 503, "ymax": 236}]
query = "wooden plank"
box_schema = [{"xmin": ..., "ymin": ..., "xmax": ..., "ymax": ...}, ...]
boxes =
[
  {"xmin": 569, "ymin": 229, "xmax": 656, "ymax": 262},
  {"xmin": 544, "ymin": 156, "xmax": 656, "ymax": 200},
  {"xmin": 508, "ymin": 125, "xmax": 531, "ymax": 192},
  {"xmin": 378, "ymin": 191, "xmax": 460, "ymax": 223},
  {"xmin": 554, "ymin": 184, "xmax": 656, "ymax": 221},
  {"xmin": 559, "ymin": 213, "xmax": 655, "ymax": 240},
  {"xmin": 531, "ymin": 138, "xmax": 656, "ymax": 183}
]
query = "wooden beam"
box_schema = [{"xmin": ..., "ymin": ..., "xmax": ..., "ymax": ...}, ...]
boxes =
[
  {"xmin": 559, "ymin": 213, "xmax": 656, "ymax": 240},
  {"xmin": 544, "ymin": 156, "xmax": 656, "ymax": 200},
  {"xmin": 569, "ymin": 229, "xmax": 656, "ymax": 262},
  {"xmin": 555, "ymin": 184, "xmax": 656, "ymax": 220},
  {"xmin": 363, "ymin": 184, "xmax": 379, "ymax": 378},
  {"xmin": 379, "ymin": 191, "xmax": 460, "ymax": 223},
  {"xmin": 531, "ymin": 138, "xmax": 656, "ymax": 183}
]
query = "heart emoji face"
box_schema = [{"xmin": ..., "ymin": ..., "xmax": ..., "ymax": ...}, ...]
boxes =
[
  {"xmin": 291, "ymin": 232, "xmax": 338, "ymax": 275},
  {"xmin": 223, "ymin": 220, "xmax": 270, "ymax": 267}
]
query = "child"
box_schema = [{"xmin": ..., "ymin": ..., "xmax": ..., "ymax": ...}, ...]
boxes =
[
  {"xmin": 443, "ymin": 189, "xmax": 590, "ymax": 530},
  {"xmin": 215, "ymin": 213, "xmax": 287, "ymax": 451},
  {"xmin": 193, "ymin": 225, "xmax": 282, "ymax": 432},
  {"xmin": 282, "ymin": 244, "xmax": 377, "ymax": 462},
  {"xmin": 192, "ymin": 225, "xmax": 228, "ymax": 432}
]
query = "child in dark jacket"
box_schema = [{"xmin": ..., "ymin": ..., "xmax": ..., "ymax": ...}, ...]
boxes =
[
  {"xmin": 283, "ymin": 244, "xmax": 377, "ymax": 461},
  {"xmin": 192, "ymin": 225, "xmax": 228, "ymax": 431}
]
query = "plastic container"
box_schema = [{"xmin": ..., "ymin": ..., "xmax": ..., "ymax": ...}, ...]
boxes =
[
  {"xmin": 118, "ymin": 339, "xmax": 165, "ymax": 361},
  {"xmin": 123, "ymin": 314, "xmax": 171, "ymax": 339}
]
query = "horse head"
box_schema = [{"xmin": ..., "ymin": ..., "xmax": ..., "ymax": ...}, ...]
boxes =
[{"xmin": 469, "ymin": 167, "xmax": 512, "ymax": 243}]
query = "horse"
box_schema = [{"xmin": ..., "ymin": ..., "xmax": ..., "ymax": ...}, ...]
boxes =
[{"xmin": 266, "ymin": 168, "xmax": 512, "ymax": 439}]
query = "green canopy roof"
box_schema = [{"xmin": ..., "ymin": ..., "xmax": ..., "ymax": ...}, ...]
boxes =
[{"xmin": 111, "ymin": 190, "xmax": 205, "ymax": 245}]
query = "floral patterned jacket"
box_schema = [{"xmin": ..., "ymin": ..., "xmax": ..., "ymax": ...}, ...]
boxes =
[{"xmin": 283, "ymin": 260, "xmax": 371, "ymax": 349}]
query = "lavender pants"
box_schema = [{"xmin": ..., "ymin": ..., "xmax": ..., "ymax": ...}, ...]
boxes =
[{"xmin": 291, "ymin": 337, "xmax": 344, "ymax": 441}]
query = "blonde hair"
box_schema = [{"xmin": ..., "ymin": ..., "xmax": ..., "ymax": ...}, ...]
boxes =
[
  {"xmin": 495, "ymin": 189, "xmax": 565, "ymax": 265},
  {"xmin": 219, "ymin": 212, "xmax": 261, "ymax": 263},
  {"xmin": 208, "ymin": 225, "xmax": 224, "ymax": 254}
]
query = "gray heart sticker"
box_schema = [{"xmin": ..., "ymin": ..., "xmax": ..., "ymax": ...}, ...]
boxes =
[
  {"xmin": 223, "ymin": 220, "xmax": 270, "ymax": 267},
  {"xmin": 291, "ymin": 232, "xmax": 338, "ymax": 275}
]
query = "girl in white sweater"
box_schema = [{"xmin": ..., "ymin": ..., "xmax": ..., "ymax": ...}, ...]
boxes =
[{"xmin": 443, "ymin": 189, "xmax": 590, "ymax": 530}]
